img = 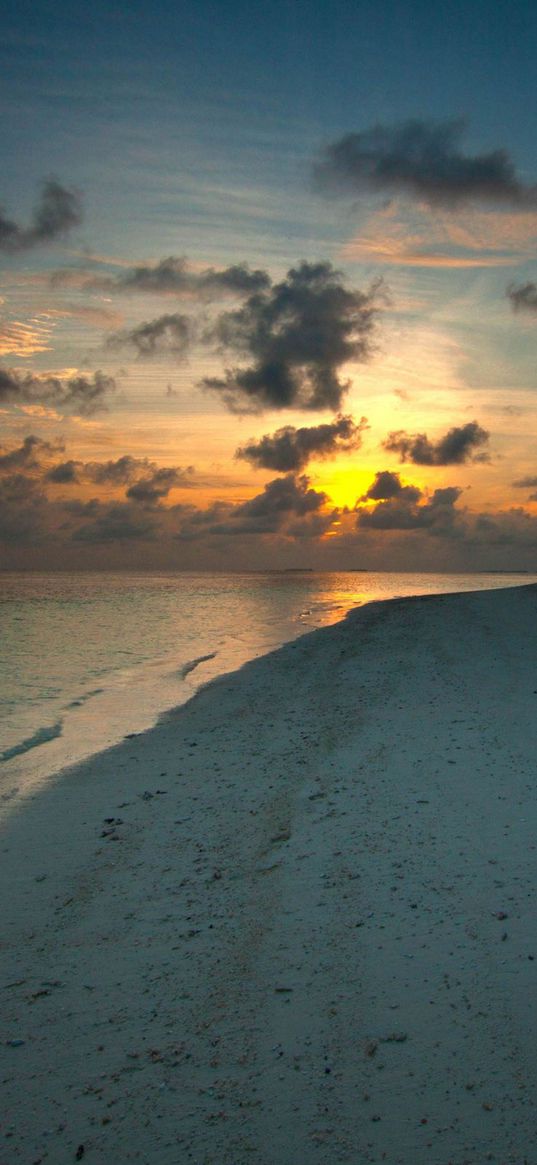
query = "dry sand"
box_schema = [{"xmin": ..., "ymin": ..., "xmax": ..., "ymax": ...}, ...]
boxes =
[{"xmin": 2, "ymin": 584, "xmax": 537, "ymax": 1165}]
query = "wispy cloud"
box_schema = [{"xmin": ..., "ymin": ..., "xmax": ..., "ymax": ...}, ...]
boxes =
[
  {"xmin": 0, "ymin": 318, "xmax": 56, "ymax": 357},
  {"xmin": 48, "ymin": 305, "xmax": 125, "ymax": 330},
  {"xmin": 341, "ymin": 203, "xmax": 537, "ymax": 268}
]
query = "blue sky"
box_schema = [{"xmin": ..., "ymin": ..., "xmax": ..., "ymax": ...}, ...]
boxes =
[
  {"xmin": 4, "ymin": 0, "xmax": 537, "ymax": 257},
  {"xmin": 1, "ymin": 0, "xmax": 537, "ymax": 569}
]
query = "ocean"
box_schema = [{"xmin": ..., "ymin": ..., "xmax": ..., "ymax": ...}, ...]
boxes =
[{"xmin": 2, "ymin": 569, "xmax": 536, "ymax": 806}]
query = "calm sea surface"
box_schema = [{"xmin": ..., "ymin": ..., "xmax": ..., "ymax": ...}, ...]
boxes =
[{"xmin": 1, "ymin": 570, "xmax": 536, "ymax": 804}]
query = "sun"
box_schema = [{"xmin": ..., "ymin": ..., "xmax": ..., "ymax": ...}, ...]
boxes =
[{"xmin": 314, "ymin": 465, "xmax": 377, "ymax": 510}]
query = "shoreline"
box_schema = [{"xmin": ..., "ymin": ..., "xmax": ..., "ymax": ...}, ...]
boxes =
[
  {"xmin": 3, "ymin": 570, "xmax": 537, "ymax": 808},
  {"xmin": 2, "ymin": 583, "xmax": 537, "ymax": 1163}
]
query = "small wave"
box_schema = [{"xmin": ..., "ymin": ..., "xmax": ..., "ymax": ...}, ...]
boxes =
[
  {"xmin": 178, "ymin": 652, "xmax": 217, "ymax": 680},
  {"xmin": 65, "ymin": 687, "xmax": 104, "ymax": 709},
  {"xmin": 0, "ymin": 721, "xmax": 63, "ymax": 763}
]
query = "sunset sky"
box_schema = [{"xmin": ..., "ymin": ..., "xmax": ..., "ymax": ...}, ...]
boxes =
[{"xmin": 2, "ymin": 0, "xmax": 537, "ymax": 570}]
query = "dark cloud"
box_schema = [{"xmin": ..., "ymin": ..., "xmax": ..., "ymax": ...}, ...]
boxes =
[
  {"xmin": 235, "ymin": 473, "xmax": 327, "ymax": 526},
  {"xmin": 203, "ymin": 262, "xmax": 380, "ymax": 413},
  {"xmin": 357, "ymin": 483, "xmax": 462, "ymax": 532},
  {"xmin": 0, "ymin": 180, "xmax": 82, "ymax": 252},
  {"xmin": 383, "ymin": 421, "xmax": 490, "ymax": 465},
  {"xmin": 52, "ymin": 257, "xmax": 270, "ymax": 299},
  {"xmin": 107, "ymin": 313, "xmax": 191, "ymax": 358},
  {"xmin": 72, "ymin": 502, "xmax": 160, "ymax": 543},
  {"xmin": 0, "ymin": 435, "xmax": 62, "ymax": 473},
  {"xmin": 44, "ymin": 453, "xmax": 194, "ymax": 498},
  {"xmin": 118, "ymin": 257, "xmax": 270, "ymax": 297},
  {"xmin": 0, "ymin": 436, "xmax": 196, "ymax": 507},
  {"xmin": 314, "ymin": 119, "xmax": 537, "ymax": 208},
  {"xmin": 359, "ymin": 470, "xmax": 421, "ymax": 503},
  {"xmin": 0, "ymin": 472, "xmax": 41, "ymax": 503},
  {"xmin": 513, "ymin": 475, "xmax": 537, "ymax": 488},
  {"xmin": 88, "ymin": 455, "xmax": 143, "ymax": 485},
  {"xmin": 176, "ymin": 473, "xmax": 337, "ymax": 539},
  {"xmin": 46, "ymin": 460, "xmax": 80, "ymax": 483},
  {"xmin": 468, "ymin": 509, "xmax": 537, "ymax": 548},
  {"xmin": 0, "ymin": 470, "xmax": 51, "ymax": 545},
  {"xmin": 507, "ymin": 282, "xmax": 537, "ymax": 314},
  {"xmin": 202, "ymin": 265, "xmax": 271, "ymax": 296},
  {"xmin": 62, "ymin": 499, "xmax": 100, "ymax": 517},
  {"xmin": 126, "ymin": 467, "xmax": 190, "ymax": 504},
  {"xmin": 236, "ymin": 414, "xmax": 367, "ymax": 472},
  {"xmin": 46, "ymin": 455, "xmax": 145, "ymax": 487},
  {"xmin": 0, "ymin": 367, "xmax": 116, "ymax": 415},
  {"xmin": 512, "ymin": 474, "xmax": 537, "ymax": 502}
]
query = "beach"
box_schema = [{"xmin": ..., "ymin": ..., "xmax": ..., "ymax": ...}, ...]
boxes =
[{"xmin": 2, "ymin": 583, "xmax": 537, "ymax": 1164}]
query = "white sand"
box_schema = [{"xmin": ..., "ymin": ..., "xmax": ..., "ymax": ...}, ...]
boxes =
[{"xmin": 2, "ymin": 584, "xmax": 537, "ymax": 1164}]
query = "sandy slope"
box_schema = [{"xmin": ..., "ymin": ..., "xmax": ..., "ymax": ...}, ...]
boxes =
[{"xmin": 2, "ymin": 584, "xmax": 537, "ymax": 1165}]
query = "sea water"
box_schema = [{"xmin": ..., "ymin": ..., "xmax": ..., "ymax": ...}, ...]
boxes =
[{"xmin": 1, "ymin": 570, "xmax": 536, "ymax": 804}]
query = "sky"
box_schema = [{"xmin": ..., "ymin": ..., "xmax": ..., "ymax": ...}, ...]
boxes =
[{"xmin": 2, "ymin": 0, "xmax": 537, "ymax": 571}]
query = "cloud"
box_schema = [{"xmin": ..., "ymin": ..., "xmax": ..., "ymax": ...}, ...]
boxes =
[
  {"xmin": 72, "ymin": 502, "xmax": 160, "ymax": 543},
  {"xmin": 126, "ymin": 467, "xmax": 190, "ymax": 503},
  {"xmin": 513, "ymin": 475, "xmax": 537, "ymax": 488},
  {"xmin": 341, "ymin": 202, "xmax": 534, "ymax": 268},
  {"xmin": 203, "ymin": 262, "xmax": 380, "ymax": 413},
  {"xmin": 0, "ymin": 180, "xmax": 82, "ymax": 252},
  {"xmin": 383, "ymin": 421, "xmax": 490, "ymax": 465},
  {"xmin": 47, "ymin": 305, "xmax": 125, "ymax": 330},
  {"xmin": 357, "ymin": 478, "xmax": 462, "ymax": 532},
  {"xmin": 235, "ymin": 473, "xmax": 327, "ymax": 525},
  {"xmin": 468, "ymin": 508, "xmax": 537, "ymax": 547},
  {"xmin": 235, "ymin": 414, "xmax": 367, "ymax": 472},
  {"xmin": 343, "ymin": 236, "xmax": 517, "ymax": 268},
  {"xmin": 314, "ymin": 119, "xmax": 537, "ymax": 209},
  {"xmin": 507, "ymin": 282, "xmax": 537, "ymax": 313},
  {"xmin": 0, "ymin": 319, "xmax": 55, "ymax": 357},
  {"xmin": 0, "ymin": 434, "xmax": 62, "ymax": 473},
  {"xmin": 0, "ymin": 471, "xmax": 42, "ymax": 503},
  {"xmin": 359, "ymin": 470, "xmax": 421, "ymax": 503},
  {"xmin": 0, "ymin": 470, "xmax": 51, "ymax": 544},
  {"xmin": 176, "ymin": 473, "xmax": 337, "ymax": 540},
  {"xmin": 0, "ymin": 366, "xmax": 116, "ymax": 415},
  {"xmin": 87, "ymin": 455, "xmax": 144, "ymax": 485},
  {"xmin": 45, "ymin": 454, "xmax": 147, "ymax": 487},
  {"xmin": 0, "ymin": 437, "xmax": 196, "ymax": 508},
  {"xmin": 512, "ymin": 473, "xmax": 537, "ymax": 501},
  {"xmin": 46, "ymin": 459, "xmax": 80, "ymax": 484},
  {"xmin": 51, "ymin": 256, "xmax": 270, "ymax": 299},
  {"xmin": 107, "ymin": 312, "xmax": 191, "ymax": 358},
  {"xmin": 44, "ymin": 451, "xmax": 194, "ymax": 499},
  {"xmin": 117, "ymin": 257, "xmax": 270, "ymax": 297}
]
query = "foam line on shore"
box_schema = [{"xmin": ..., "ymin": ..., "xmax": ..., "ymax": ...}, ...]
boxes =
[
  {"xmin": 178, "ymin": 651, "xmax": 218, "ymax": 679},
  {"xmin": 2, "ymin": 583, "xmax": 537, "ymax": 1164},
  {"xmin": 0, "ymin": 720, "xmax": 63, "ymax": 763}
]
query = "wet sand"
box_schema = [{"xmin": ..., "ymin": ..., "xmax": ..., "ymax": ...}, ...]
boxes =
[{"xmin": 2, "ymin": 584, "xmax": 537, "ymax": 1164}]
